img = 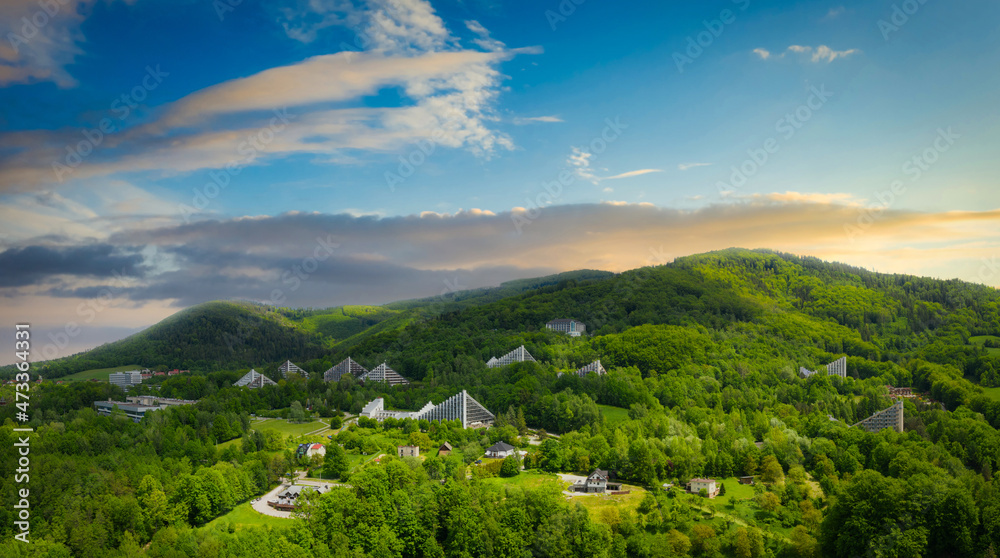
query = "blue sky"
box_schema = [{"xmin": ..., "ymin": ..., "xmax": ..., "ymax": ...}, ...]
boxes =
[{"xmin": 0, "ymin": 0, "xmax": 998, "ymax": 362}]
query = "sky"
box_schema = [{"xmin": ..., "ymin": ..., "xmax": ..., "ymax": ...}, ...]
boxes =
[{"xmin": 0, "ymin": 0, "xmax": 998, "ymax": 364}]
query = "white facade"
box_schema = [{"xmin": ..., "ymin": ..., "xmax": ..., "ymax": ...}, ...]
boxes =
[
  {"xmin": 853, "ymin": 401, "xmax": 904, "ymax": 433},
  {"xmin": 360, "ymin": 390, "xmax": 495, "ymax": 428},
  {"xmin": 486, "ymin": 345, "xmax": 536, "ymax": 368},
  {"xmin": 826, "ymin": 356, "xmax": 847, "ymax": 378},
  {"xmin": 109, "ymin": 371, "xmax": 143, "ymax": 391},
  {"xmin": 234, "ymin": 369, "xmax": 278, "ymax": 388},
  {"xmin": 688, "ymin": 478, "xmax": 718, "ymax": 497}
]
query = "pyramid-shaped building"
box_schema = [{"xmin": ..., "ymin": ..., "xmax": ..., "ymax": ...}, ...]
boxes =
[
  {"xmin": 278, "ymin": 360, "xmax": 308, "ymax": 379},
  {"xmin": 358, "ymin": 362, "xmax": 409, "ymax": 386},
  {"xmin": 234, "ymin": 369, "xmax": 278, "ymax": 388},
  {"xmin": 324, "ymin": 357, "xmax": 368, "ymax": 382}
]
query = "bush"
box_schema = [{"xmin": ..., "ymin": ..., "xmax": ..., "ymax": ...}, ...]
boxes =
[{"xmin": 500, "ymin": 455, "xmax": 521, "ymax": 477}]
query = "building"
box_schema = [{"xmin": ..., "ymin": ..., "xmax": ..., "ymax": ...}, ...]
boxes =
[
  {"xmin": 826, "ymin": 356, "xmax": 847, "ymax": 378},
  {"xmin": 279, "ymin": 360, "xmax": 309, "ymax": 379},
  {"xmin": 800, "ymin": 356, "xmax": 848, "ymax": 379},
  {"xmin": 324, "ymin": 357, "xmax": 368, "ymax": 382},
  {"xmin": 398, "ymin": 445, "xmax": 420, "ymax": 458},
  {"xmin": 853, "ymin": 401, "xmax": 904, "ymax": 433},
  {"xmin": 886, "ymin": 385, "xmax": 915, "ymax": 398},
  {"xmin": 738, "ymin": 476, "xmax": 754, "ymax": 485},
  {"xmin": 357, "ymin": 362, "xmax": 409, "ymax": 386},
  {"xmin": 486, "ymin": 345, "xmax": 536, "ymax": 368},
  {"xmin": 267, "ymin": 484, "xmax": 330, "ymax": 511},
  {"xmin": 94, "ymin": 399, "xmax": 178, "ymax": 422},
  {"xmin": 360, "ymin": 390, "xmax": 495, "ymax": 429},
  {"xmin": 575, "ymin": 360, "xmax": 606, "ymax": 376},
  {"xmin": 546, "ymin": 319, "xmax": 586, "ymax": 337},
  {"xmin": 167, "ymin": 369, "xmax": 189, "ymax": 376},
  {"xmin": 126, "ymin": 396, "xmax": 197, "ymax": 407},
  {"xmin": 233, "ymin": 369, "xmax": 278, "ymax": 388},
  {"xmin": 485, "ymin": 441, "xmax": 516, "ymax": 458},
  {"xmin": 109, "ymin": 371, "xmax": 143, "ymax": 391},
  {"xmin": 571, "ymin": 469, "xmax": 623, "ymax": 493},
  {"xmin": 296, "ymin": 443, "xmax": 326, "ymax": 459},
  {"xmin": 688, "ymin": 478, "xmax": 719, "ymax": 498},
  {"xmin": 438, "ymin": 442, "xmax": 453, "ymax": 456}
]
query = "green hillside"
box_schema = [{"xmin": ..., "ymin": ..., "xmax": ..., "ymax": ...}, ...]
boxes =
[{"xmin": 4, "ymin": 249, "xmax": 1000, "ymax": 558}]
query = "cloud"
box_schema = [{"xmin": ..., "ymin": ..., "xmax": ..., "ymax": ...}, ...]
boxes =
[
  {"xmin": 678, "ymin": 162, "xmax": 713, "ymax": 171},
  {"xmin": 0, "ymin": 0, "xmax": 536, "ymax": 191},
  {"xmin": 512, "ymin": 115, "xmax": 564, "ymax": 125},
  {"xmin": 567, "ymin": 146, "xmax": 598, "ymax": 183},
  {"xmin": 825, "ymin": 6, "xmax": 845, "ymax": 19},
  {"xmin": 7, "ymin": 199, "xmax": 1000, "ymax": 361},
  {"xmin": 603, "ymin": 169, "xmax": 663, "ymax": 180},
  {"xmin": 755, "ymin": 45, "xmax": 860, "ymax": 63},
  {"xmin": 787, "ymin": 44, "xmax": 860, "ymax": 63},
  {"xmin": 0, "ymin": 244, "xmax": 145, "ymax": 287}
]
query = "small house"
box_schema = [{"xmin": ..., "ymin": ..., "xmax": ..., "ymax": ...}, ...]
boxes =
[
  {"xmin": 398, "ymin": 445, "xmax": 420, "ymax": 458},
  {"xmin": 438, "ymin": 442, "xmax": 453, "ymax": 457},
  {"xmin": 485, "ymin": 441, "xmax": 516, "ymax": 459},
  {"xmin": 688, "ymin": 478, "xmax": 719, "ymax": 498},
  {"xmin": 738, "ymin": 476, "xmax": 754, "ymax": 485}
]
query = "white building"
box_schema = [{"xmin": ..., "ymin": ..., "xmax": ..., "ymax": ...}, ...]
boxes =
[
  {"xmin": 360, "ymin": 390, "xmax": 495, "ymax": 429},
  {"xmin": 324, "ymin": 357, "xmax": 368, "ymax": 382},
  {"xmin": 688, "ymin": 478, "xmax": 719, "ymax": 498},
  {"xmin": 546, "ymin": 319, "xmax": 586, "ymax": 337},
  {"xmin": 485, "ymin": 441, "xmax": 516, "ymax": 458},
  {"xmin": 357, "ymin": 362, "xmax": 409, "ymax": 386},
  {"xmin": 109, "ymin": 371, "xmax": 143, "ymax": 391},
  {"xmin": 853, "ymin": 401, "xmax": 904, "ymax": 433},
  {"xmin": 398, "ymin": 445, "xmax": 420, "ymax": 458},
  {"xmin": 486, "ymin": 345, "xmax": 536, "ymax": 368},
  {"xmin": 279, "ymin": 360, "xmax": 309, "ymax": 379},
  {"xmin": 233, "ymin": 369, "xmax": 278, "ymax": 388},
  {"xmin": 826, "ymin": 356, "xmax": 847, "ymax": 378}
]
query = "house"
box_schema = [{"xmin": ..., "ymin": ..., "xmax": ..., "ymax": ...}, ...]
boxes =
[
  {"xmin": 738, "ymin": 476, "xmax": 754, "ymax": 485},
  {"xmin": 153, "ymin": 371, "xmax": 166, "ymax": 376},
  {"xmin": 571, "ymin": 469, "xmax": 623, "ymax": 493},
  {"xmin": 267, "ymin": 484, "xmax": 330, "ymax": 511},
  {"xmin": 437, "ymin": 442, "xmax": 453, "ymax": 457},
  {"xmin": 546, "ymin": 319, "xmax": 586, "ymax": 337},
  {"xmin": 398, "ymin": 445, "xmax": 420, "ymax": 458},
  {"xmin": 688, "ymin": 478, "xmax": 719, "ymax": 498},
  {"xmin": 485, "ymin": 441, "xmax": 516, "ymax": 459},
  {"xmin": 296, "ymin": 443, "xmax": 326, "ymax": 459}
]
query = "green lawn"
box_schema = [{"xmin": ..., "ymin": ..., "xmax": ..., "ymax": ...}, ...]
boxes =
[
  {"xmin": 571, "ymin": 488, "xmax": 646, "ymax": 525},
  {"xmin": 484, "ymin": 470, "xmax": 563, "ymax": 490},
  {"xmin": 598, "ymin": 404, "xmax": 630, "ymax": 425},
  {"xmin": 204, "ymin": 502, "xmax": 290, "ymax": 530},
  {"xmin": 982, "ymin": 387, "xmax": 1000, "ymax": 401},
  {"xmin": 253, "ymin": 419, "xmax": 330, "ymax": 437},
  {"xmin": 971, "ymin": 336, "xmax": 1000, "ymax": 356},
  {"xmin": 59, "ymin": 364, "xmax": 143, "ymax": 382}
]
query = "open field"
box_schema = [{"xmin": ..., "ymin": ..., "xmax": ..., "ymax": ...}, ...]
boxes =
[
  {"xmin": 597, "ymin": 404, "xmax": 630, "ymax": 425},
  {"xmin": 59, "ymin": 364, "xmax": 143, "ymax": 382},
  {"xmin": 982, "ymin": 387, "xmax": 1000, "ymax": 401},
  {"xmin": 253, "ymin": 418, "xmax": 330, "ymax": 437},
  {"xmin": 571, "ymin": 489, "xmax": 646, "ymax": 525},
  {"xmin": 971, "ymin": 335, "xmax": 1000, "ymax": 356},
  {"xmin": 204, "ymin": 502, "xmax": 289, "ymax": 530},
  {"xmin": 484, "ymin": 470, "xmax": 564, "ymax": 491}
]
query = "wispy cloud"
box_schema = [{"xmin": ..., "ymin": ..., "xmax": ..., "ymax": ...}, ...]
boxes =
[
  {"xmin": 754, "ymin": 44, "xmax": 860, "ymax": 63},
  {"xmin": 0, "ymin": 0, "xmax": 538, "ymax": 191},
  {"xmin": 512, "ymin": 115, "xmax": 564, "ymax": 125},
  {"xmin": 824, "ymin": 6, "xmax": 846, "ymax": 19},
  {"xmin": 604, "ymin": 169, "xmax": 663, "ymax": 180},
  {"xmin": 678, "ymin": 162, "xmax": 713, "ymax": 171}
]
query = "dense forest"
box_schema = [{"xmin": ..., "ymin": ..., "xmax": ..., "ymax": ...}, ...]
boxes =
[{"xmin": 3, "ymin": 249, "xmax": 1000, "ymax": 557}]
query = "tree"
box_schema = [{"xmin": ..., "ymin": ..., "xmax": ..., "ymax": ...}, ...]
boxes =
[
  {"xmin": 760, "ymin": 455, "xmax": 784, "ymax": 485},
  {"xmin": 500, "ymin": 455, "xmax": 520, "ymax": 477},
  {"xmin": 329, "ymin": 415, "xmax": 343, "ymax": 430},
  {"xmin": 718, "ymin": 482, "xmax": 726, "ymax": 497},
  {"xmin": 290, "ymin": 401, "xmax": 305, "ymax": 422}
]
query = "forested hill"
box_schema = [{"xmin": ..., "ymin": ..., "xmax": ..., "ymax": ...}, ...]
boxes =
[
  {"xmin": 16, "ymin": 269, "xmax": 615, "ymax": 378},
  {"xmin": 338, "ymin": 248, "xmax": 1000, "ymax": 395}
]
